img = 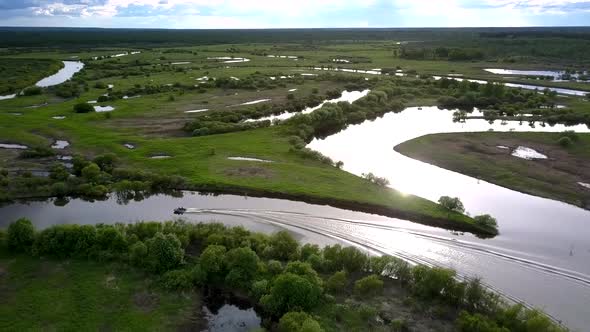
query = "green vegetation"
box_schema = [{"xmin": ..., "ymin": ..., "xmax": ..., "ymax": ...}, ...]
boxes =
[
  {"xmin": 396, "ymin": 132, "xmax": 590, "ymax": 210},
  {"xmin": 0, "ymin": 58, "xmax": 62, "ymax": 94},
  {"xmin": 3, "ymin": 29, "xmax": 590, "ymax": 237},
  {"xmin": 0, "ymin": 219, "xmax": 567, "ymax": 331}
]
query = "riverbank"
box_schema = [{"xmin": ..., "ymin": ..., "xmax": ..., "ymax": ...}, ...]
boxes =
[{"xmin": 395, "ymin": 132, "xmax": 590, "ymax": 210}]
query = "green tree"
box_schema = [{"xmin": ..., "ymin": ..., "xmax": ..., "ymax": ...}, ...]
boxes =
[
  {"xmin": 261, "ymin": 273, "xmax": 322, "ymax": 316},
  {"xmin": 81, "ymin": 163, "xmax": 101, "ymax": 183},
  {"xmin": 438, "ymin": 196, "xmax": 465, "ymax": 213},
  {"xmin": 200, "ymin": 245, "xmax": 227, "ymax": 282},
  {"xmin": 278, "ymin": 311, "xmax": 324, "ymax": 332},
  {"xmin": 340, "ymin": 246, "xmax": 367, "ymax": 273},
  {"xmin": 73, "ymin": 102, "xmax": 94, "ymax": 113},
  {"xmin": 326, "ymin": 271, "xmax": 348, "ymax": 294},
  {"xmin": 129, "ymin": 241, "xmax": 148, "ymax": 267},
  {"xmin": 224, "ymin": 247, "xmax": 259, "ymax": 289},
  {"xmin": 354, "ymin": 274, "xmax": 384, "ymax": 297},
  {"xmin": 268, "ymin": 231, "xmax": 299, "ymax": 261},
  {"xmin": 7, "ymin": 218, "xmax": 35, "ymax": 252},
  {"xmin": 474, "ymin": 215, "xmax": 498, "ymax": 230},
  {"xmin": 146, "ymin": 232, "xmax": 184, "ymax": 273}
]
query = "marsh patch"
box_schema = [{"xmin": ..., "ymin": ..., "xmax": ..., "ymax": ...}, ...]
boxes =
[
  {"xmin": 104, "ymin": 274, "xmax": 118, "ymax": 290},
  {"xmin": 133, "ymin": 291, "xmax": 159, "ymax": 313},
  {"xmin": 225, "ymin": 166, "xmax": 273, "ymax": 179}
]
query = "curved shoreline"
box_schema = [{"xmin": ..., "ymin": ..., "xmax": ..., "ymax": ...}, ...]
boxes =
[
  {"xmin": 394, "ymin": 132, "xmax": 590, "ymax": 212},
  {"xmin": 1, "ymin": 182, "xmax": 496, "ymax": 237}
]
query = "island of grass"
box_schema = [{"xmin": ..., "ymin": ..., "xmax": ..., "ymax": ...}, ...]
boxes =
[
  {"xmin": 395, "ymin": 131, "xmax": 590, "ymax": 210},
  {"xmin": 0, "ymin": 219, "xmax": 565, "ymax": 331},
  {"xmin": 0, "ymin": 59, "xmax": 63, "ymax": 95}
]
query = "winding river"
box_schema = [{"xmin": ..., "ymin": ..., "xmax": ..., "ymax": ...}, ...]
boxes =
[{"xmin": 2, "ymin": 76, "xmax": 590, "ymax": 328}]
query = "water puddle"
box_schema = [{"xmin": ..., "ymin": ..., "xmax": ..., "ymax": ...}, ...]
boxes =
[
  {"xmin": 52, "ymin": 116, "xmax": 66, "ymax": 120},
  {"xmin": 185, "ymin": 109, "xmax": 209, "ymax": 113},
  {"xmin": 236, "ymin": 99, "xmax": 271, "ymax": 106},
  {"xmin": 150, "ymin": 155, "xmax": 171, "ymax": 159},
  {"xmin": 203, "ymin": 290, "xmax": 261, "ymax": 332},
  {"xmin": 227, "ymin": 157, "xmax": 273, "ymax": 163},
  {"xmin": 208, "ymin": 57, "xmax": 250, "ymax": 63},
  {"xmin": 511, "ymin": 146, "xmax": 548, "ymax": 160},
  {"xmin": 0, "ymin": 143, "xmax": 28, "ymax": 150},
  {"xmin": 94, "ymin": 106, "xmax": 115, "ymax": 112},
  {"xmin": 0, "ymin": 94, "xmax": 16, "ymax": 101},
  {"xmin": 266, "ymin": 55, "xmax": 298, "ymax": 59},
  {"xmin": 35, "ymin": 61, "xmax": 84, "ymax": 87},
  {"xmin": 313, "ymin": 67, "xmax": 382, "ymax": 75},
  {"xmin": 51, "ymin": 140, "xmax": 70, "ymax": 150},
  {"xmin": 485, "ymin": 68, "xmax": 588, "ymax": 82}
]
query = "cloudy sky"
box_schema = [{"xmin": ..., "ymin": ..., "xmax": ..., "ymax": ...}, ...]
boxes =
[{"xmin": 0, "ymin": 0, "xmax": 589, "ymax": 28}]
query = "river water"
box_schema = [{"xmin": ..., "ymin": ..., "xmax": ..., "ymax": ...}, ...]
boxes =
[{"xmin": 35, "ymin": 61, "xmax": 84, "ymax": 87}]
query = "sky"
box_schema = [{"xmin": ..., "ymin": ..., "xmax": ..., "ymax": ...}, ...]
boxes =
[{"xmin": 0, "ymin": 0, "xmax": 589, "ymax": 28}]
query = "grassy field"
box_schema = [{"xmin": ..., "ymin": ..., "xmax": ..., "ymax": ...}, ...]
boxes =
[
  {"xmin": 0, "ymin": 250, "xmax": 200, "ymax": 331},
  {"xmin": 395, "ymin": 132, "xmax": 590, "ymax": 209}
]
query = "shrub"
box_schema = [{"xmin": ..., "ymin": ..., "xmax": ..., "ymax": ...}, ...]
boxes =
[
  {"xmin": 97, "ymin": 226, "xmax": 127, "ymax": 252},
  {"xmin": 19, "ymin": 146, "xmax": 55, "ymax": 159},
  {"xmin": 284, "ymin": 261, "xmax": 322, "ymax": 285},
  {"xmin": 474, "ymin": 214, "xmax": 498, "ymax": 230},
  {"xmin": 7, "ymin": 218, "xmax": 35, "ymax": 252},
  {"xmin": 326, "ymin": 271, "xmax": 348, "ymax": 294},
  {"xmin": 81, "ymin": 163, "xmax": 101, "ymax": 183},
  {"xmin": 411, "ymin": 266, "xmax": 457, "ymax": 302},
  {"xmin": 438, "ymin": 196, "xmax": 465, "ymax": 213},
  {"xmin": 278, "ymin": 311, "xmax": 324, "ymax": 332},
  {"xmin": 268, "ymin": 231, "xmax": 299, "ymax": 261},
  {"xmin": 557, "ymin": 136, "xmax": 572, "ymax": 147},
  {"xmin": 250, "ymin": 279, "xmax": 270, "ymax": 301},
  {"xmin": 146, "ymin": 232, "xmax": 184, "ymax": 273},
  {"xmin": 260, "ymin": 273, "xmax": 322, "ymax": 316},
  {"xmin": 129, "ymin": 241, "xmax": 148, "ymax": 267},
  {"xmin": 354, "ymin": 274, "xmax": 384, "ymax": 297},
  {"xmin": 357, "ymin": 304, "xmax": 377, "ymax": 322},
  {"xmin": 340, "ymin": 246, "xmax": 368, "ymax": 273},
  {"xmin": 224, "ymin": 247, "xmax": 260, "ymax": 289},
  {"xmin": 267, "ymin": 260, "xmax": 283, "ymax": 275},
  {"xmin": 161, "ymin": 269, "xmax": 194, "ymax": 290},
  {"xmin": 456, "ymin": 311, "xmax": 503, "ymax": 332},
  {"xmin": 361, "ymin": 172, "xmax": 390, "ymax": 187},
  {"xmin": 23, "ymin": 86, "xmax": 42, "ymax": 96},
  {"xmin": 200, "ymin": 245, "xmax": 227, "ymax": 282},
  {"xmin": 300, "ymin": 243, "xmax": 320, "ymax": 261},
  {"xmin": 73, "ymin": 102, "xmax": 94, "ymax": 113}
]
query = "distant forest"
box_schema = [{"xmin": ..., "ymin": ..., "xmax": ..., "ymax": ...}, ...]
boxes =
[{"xmin": 1, "ymin": 26, "xmax": 590, "ymax": 47}]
